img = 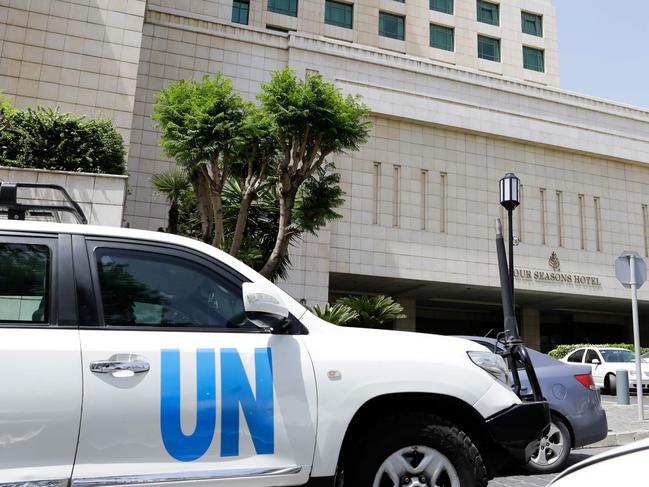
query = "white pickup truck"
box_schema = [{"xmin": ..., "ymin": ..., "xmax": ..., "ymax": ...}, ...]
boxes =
[{"xmin": 0, "ymin": 217, "xmax": 548, "ymax": 487}]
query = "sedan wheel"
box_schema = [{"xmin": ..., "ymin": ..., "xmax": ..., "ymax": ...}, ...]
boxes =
[
  {"xmin": 524, "ymin": 417, "xmax": 572, "ymax": 474},
  {"xmin": 373, "ymin": 446, "xmax": 461, "ymax": 487}
]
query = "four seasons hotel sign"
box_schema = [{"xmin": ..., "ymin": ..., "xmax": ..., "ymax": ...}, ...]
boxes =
[{"xmin": 514, "ymin": 252, "xmax": 602, "ymax": 287}]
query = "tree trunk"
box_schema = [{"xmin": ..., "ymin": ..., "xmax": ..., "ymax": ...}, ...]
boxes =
[
  {"xmin": 189, "ymin": 169, "xmax": 213, "ymax": 242},
  {"xmin": 211, "ymin": 192, "xmax": 224, "ymax": 247},
  {"xmin": 259, "ymin": 185, "xmax": 297, "ymax": 280},
  {"xmin": 229, "ymin": 188, "xmax": 255, "ymax": 257},
  {"xmin": 168, "ymin": 201, "xmax": 179, "ymax": 234}
]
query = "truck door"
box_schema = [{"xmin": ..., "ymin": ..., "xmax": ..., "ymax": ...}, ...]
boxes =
[
  {"xmin": 0, "ymin": 234, "xmax": 82, "ymax": 484},
  {"xmin": 71, "ymin": 236, "xmax": 317, "ymax": 486}
]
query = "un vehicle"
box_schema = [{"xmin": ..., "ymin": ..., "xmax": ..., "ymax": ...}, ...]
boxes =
[{"xmin": 0, "ymin": 183, "xmax": 548, "ymax": 487}]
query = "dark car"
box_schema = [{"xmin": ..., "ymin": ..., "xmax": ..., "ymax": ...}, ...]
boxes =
[{"xmin": 458, "ymin": 336, "xmax": 608, "ymax": 473}]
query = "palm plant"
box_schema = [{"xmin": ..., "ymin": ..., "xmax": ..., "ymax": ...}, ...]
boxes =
[
  {"xmin": 336, "ymin": 295, "xmax": 404, "ymax": 329},
  {"xmin": 307, "ymin": 303, "xmax": 358, "ymax": 326},
  {"xmin": 152, "ymin": 167, "xmax": 191, "ymax": 234}
]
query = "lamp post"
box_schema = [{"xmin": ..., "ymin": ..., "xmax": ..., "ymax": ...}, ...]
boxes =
[{"xmin": 500, "ymin": 173, "xmax": 520, "ymax": 301}]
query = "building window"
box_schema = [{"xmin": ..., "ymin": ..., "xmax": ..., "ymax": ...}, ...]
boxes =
[
  {"xmin": 421, "ymin": 170, "xmax": 428, "ymax": 230},
  {"xmin": 517, "ymin": 184, "xmax": 523, "ymax": 242},
  {"xmin": 478, "ymin": 35, "xmax": 500, "ymax": 62},
  {"xmin": 540, "ymin": 188, "xmax": 546, "ymax": 245},
  {"xmin": 430, "ymin": 24, "xmax": 454, "ymax": 51},
  {"xmin": 430, "ymin": 0, "xmax": 453, "ymax": 14},
  {"xmin": 268, "ymin": 0, "xmax": 298, "ymax": 17},
  {"xmin": 232, "ymin": 0, "xmax": 250, "ymax": 24},
  {"xmin": 477, "ymin": 0, "xmax": 499, "ymax": 26},
  {"xmin": 578, "ymin": 194, "xmax": 586, "ymax": 250},
  {"xmin": 373, "ymin": 162, "xmax": 381, "ymax": 224},
  {"xmin": 325, "ymin": 0, "xmax": 353, "ymax": 28},
  {"xmin": 643, "ymin": 204, "xmax": 649, "ymax": 257},
  {"xmin": 522, "ymin": 11, "xmax": 543, "ymax": 36},
  {"xmin": 523, "ymin": 46, "xmax": 544, "ymax": 72},
  {"xmin": 393, "ymin": 165, "xmax": 401, "ymax": 227},
  {"xmin": 379, "ymin": 12, "xmax": 405, "ymax": 40},
  {"xmin": 594, "ymin": 197, "xmax": 602, "ymax": 252},
  {"xmin": 556, "ymin": 191, "xmax": 563, "ymax": 247},
  {"xmin": 440, "ymin": 172, "xmax": 447, "ymax": 233}
]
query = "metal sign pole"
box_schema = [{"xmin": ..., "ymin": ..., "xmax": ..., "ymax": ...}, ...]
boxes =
[{"xmin": 630, "ymin": 254, "xmax": 644, "ymax": 420}]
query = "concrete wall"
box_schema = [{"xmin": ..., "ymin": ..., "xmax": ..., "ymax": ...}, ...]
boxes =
[
  {"xmin": 0, "ymin": 0, "xmax": 146, "ymax": 148},
  {"xmin": 119, "ymin": 10, "xmax": 649, "ymax": 306},
  {"xmin": 0, "ymin": 166, "xmax": 127, "ymax": 226}
]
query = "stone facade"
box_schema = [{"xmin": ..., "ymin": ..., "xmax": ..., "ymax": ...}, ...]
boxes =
[
  {"xmin": 2, "ymin": 0, "xmax": 649, "ymax": 347},
  {"xmin": 0, "ymin": 0, "xmax": 146, "ymax": 148}
]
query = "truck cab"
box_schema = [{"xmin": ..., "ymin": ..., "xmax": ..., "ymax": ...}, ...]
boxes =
[{"xmin": 0, "ymin": 189, "xmax": 548, "ymax": 487}]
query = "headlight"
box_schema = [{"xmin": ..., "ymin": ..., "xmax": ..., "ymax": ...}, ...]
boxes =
[{"xmin": 467, "ymin": 351, "xmax": 510, "ymax": 385}]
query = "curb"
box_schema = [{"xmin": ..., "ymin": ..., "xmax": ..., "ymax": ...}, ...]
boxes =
[{"xmin": 587, "ymin": 430, "xmax": 649, "ymax": 448}]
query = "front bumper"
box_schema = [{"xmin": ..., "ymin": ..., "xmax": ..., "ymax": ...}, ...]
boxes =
[{"xmin": 485, "ymin": 401, "xmax": 550, "ymax": 464}]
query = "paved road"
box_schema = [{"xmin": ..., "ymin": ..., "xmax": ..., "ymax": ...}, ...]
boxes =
[{"xmin": 488, "ymin": 447, "xmax": 610, "ymax": 487}]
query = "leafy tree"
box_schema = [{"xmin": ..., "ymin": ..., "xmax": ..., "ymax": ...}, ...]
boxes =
[
  {"xmin": 336, "ymin": 295, "xmax": 404, "ymax": 329},
  {"xmin": 307, "ymin": 303, "xmax": 358, "ymax": 326},
  {"xmin": 152, "ymin": 167, "xmax": 191, "ymax": 234},
  {"xmin": 227, "ymin": 108, "xmax": 279, "ymax": 256},
  {"xmin": 153, "ymin": 69, "xmax": 370, "ymax": 281},
  {"xmin": 0, "ymin": 106, "xmax": 125, "ymax": 175},
  {"xmin": 257, "ymin": 68, "xmax": 371, "ymax": 278},
  {"xmin": 153, "ymin": 75, "xmax": 248, "ymax": 245}
]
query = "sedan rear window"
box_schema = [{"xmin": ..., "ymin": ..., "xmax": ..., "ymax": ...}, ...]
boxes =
[{"xmin": 567, "ymin": 349, "xmax": 584, "ymax": 363}]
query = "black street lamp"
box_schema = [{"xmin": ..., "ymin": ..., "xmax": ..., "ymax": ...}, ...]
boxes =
[{"xmin": 500, "ymin": 173, "xmax": 520, "ymax": 300}]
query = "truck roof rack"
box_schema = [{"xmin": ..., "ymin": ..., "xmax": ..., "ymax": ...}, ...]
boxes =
[{"xmin": 0, "ymin": 182, "xmax": 88, "ymax": 224}]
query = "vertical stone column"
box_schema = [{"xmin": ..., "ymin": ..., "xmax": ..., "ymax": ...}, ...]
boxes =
[
  {"xmin": 395, "ymin": 298, "xmax": 417, "ymax": 332},
  {"xmin": 521, "ymin": 308, "xmax": 541, "ymax": 350}
]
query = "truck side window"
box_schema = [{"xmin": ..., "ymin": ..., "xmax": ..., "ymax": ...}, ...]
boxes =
[
  {"xmin": 95, "ymin": 248, "xmax": 248, "ymax": 329},
  {"xmin": 567, "ymin": 349, "xmax": 585, "ymax": 363},
  {"xmin": 0, "ymin": 243, "xmax": 50, "ymax": 323}
]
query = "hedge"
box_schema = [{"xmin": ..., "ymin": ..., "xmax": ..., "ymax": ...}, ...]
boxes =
[
  {"xmin": 0, "ymin": 105, "xmax": 126, "ymax": 175},
  {"xmin": 547, "ymin": 343, "xmax": 649, "ymax": 359}
]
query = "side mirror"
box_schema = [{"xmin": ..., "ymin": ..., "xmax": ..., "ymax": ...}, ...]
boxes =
[
  {"xmin": 591, "ymin": 359, "xmax": 601, "ymax": 365},
  {"xmin": 242, "ymin": 282, "xmax": 290, "ymax": 333}
]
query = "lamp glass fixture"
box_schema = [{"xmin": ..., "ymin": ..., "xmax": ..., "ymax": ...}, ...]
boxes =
[{"xmin": 500, "ymin": 173, "xmax": 520, "ymax": 210}]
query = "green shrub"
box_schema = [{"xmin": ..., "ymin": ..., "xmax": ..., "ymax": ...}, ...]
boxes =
[
  {"xmin": 0, "ymin": 106, "xmax": 126, "ymax": 175},
  {"xmin": 547, "ymin": 343, "xmax": 649, "ymax": 359}
]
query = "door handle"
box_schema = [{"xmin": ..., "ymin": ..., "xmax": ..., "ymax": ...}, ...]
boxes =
[{"xmin": 90, "ymin": 359, "xmax": 150, "ymax": 374}]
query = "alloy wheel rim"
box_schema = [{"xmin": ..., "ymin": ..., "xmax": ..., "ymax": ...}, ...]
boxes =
[
  {"xmin": 530, "ymin": 422, "xmax": 565, "ymax": 466},
  {"xmin": 372, "ymin": 445, "xmax": 461, "ymax": 487}
]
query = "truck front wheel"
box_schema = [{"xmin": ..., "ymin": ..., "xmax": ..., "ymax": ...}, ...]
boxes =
[{"xmin": 344, "ymin": 412, "xmax": 488, "ymax": 487}]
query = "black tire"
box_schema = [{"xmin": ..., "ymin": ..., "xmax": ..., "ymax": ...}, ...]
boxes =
[
  {"xmin": 523, "ymin": 415, "xmax": 572, "ymax": 474},
  {"xmin": 606, "ymin": 373, "xmax": 617, "ymax": 396},
  {"xmin": 344, "ymin": 412, "xmax": 488, "ymax": 487}
]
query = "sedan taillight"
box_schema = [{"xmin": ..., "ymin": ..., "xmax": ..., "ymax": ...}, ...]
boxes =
[{"xmin": 575, "ymin": 373, "xmax": 596, "ymax": 390}]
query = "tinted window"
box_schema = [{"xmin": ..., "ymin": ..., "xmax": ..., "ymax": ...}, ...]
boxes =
[
  {"xmin": 567, "ymin": 349, "xmax": 585, "ymax": 363},
  {"xmin": 325, "ymin": 0, "xmax": 353, "ymax": 29},
  {"xmin": 379, "ymin": 12, "xmax": 405, "ymax": 40},
  {"xmin": 478, "ymin": 35, "xmax": 500, "ymax": 62},
  {"xmin": 0, "ymin": 243, "xmax": 50, "ymax": 323},
  {"xmin": 95, "ymin": 248, "xmax": 249, "ymax": 329},
  {"xmin": 232, "ymin": 0, "xmax": 249, "ymax": 24},
  {"xmin": 522, "ymin": 11, "xmax": 542, "ymax": 37},
  {"xmin": 585, "ymin": 349, "xmax": 600, "ymax": 363}
]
